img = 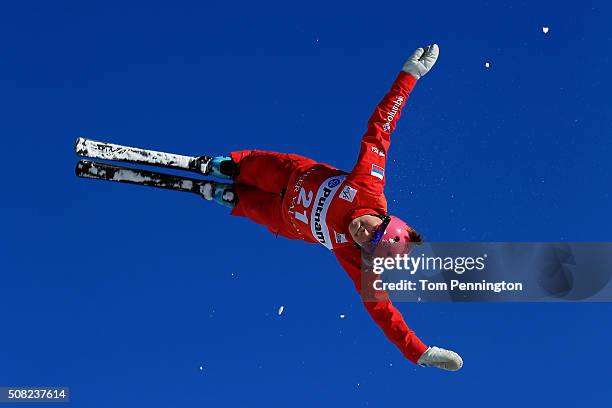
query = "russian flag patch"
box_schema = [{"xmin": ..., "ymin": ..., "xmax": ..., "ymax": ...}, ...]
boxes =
[{"xmin": 371, "ymin": 164, "xmax": 385, "ymax": 180}]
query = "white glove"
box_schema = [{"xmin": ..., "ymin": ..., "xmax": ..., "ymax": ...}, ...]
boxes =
[
  {"xmin": 417, "ymin": 346, "xmax": 463, "ymax": 371},
  {"xmin": 402, "ymin": 44, "xmax": 439, "ymax": 79}
]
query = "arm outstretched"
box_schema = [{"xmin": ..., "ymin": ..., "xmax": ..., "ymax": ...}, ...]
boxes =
[
  {"xmin": 348, "ymin": 44, "xmax": 439, "ymax": 194},
  {"xmin": 334, "ymin": 246, "xmax": 428, "ymax": 363}
]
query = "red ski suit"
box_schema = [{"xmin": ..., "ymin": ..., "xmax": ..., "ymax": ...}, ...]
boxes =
[{"xmin": 230, "ymin": 71, "xmax": 428, "ymax": 363}]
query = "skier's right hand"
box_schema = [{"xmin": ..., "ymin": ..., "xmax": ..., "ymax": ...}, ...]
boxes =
[{"xmin": 402, "ymin": 44, "xmax": 439, "ymax": 80}]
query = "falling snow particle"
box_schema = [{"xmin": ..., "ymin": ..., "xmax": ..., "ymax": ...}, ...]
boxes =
[
  {"xmin": 485, "ymin": 62, "xmax": 491, "ymax": 68},
  {"xmin": 199, "ymin": 366, "xmax": 204, "ymax": 371},
  {"xmin": 339, "ymin": 314, "xmax": 346, "ymax": 319},
  {"xmin": 542, "ymin": 26, "xmax": 549, "ymax": 34},
  {"xmin": 278, "ymin": 305, "xmax": 284, "ymax": 316}
]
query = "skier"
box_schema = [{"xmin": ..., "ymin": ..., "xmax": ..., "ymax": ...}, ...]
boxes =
[
  {"xmin": 75, "ymin": 44, "xmax": 462, "ymax": 371},
  {"xmin": 198, "ymin": 44, "xmax": 462, "ymax": 371}
]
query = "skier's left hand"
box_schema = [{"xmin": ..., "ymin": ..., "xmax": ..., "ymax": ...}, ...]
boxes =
[
  {"xmin": 417, "ymin": 346, "xmax": 463, "ymax": 371},
  {"xmin": 402, "ymin": 44, "xmax": 439, "ymax": 79}
]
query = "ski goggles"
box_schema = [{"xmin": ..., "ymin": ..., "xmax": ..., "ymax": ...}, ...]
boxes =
[{"xmin": 371, "ymin": 215, "xmax": 391, "ymax": 245}]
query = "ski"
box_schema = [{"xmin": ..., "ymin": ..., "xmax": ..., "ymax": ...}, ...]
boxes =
[
  {"xmin": 75, "ymin": 160, "xmax": 208, "ymax": 197},
  {"xmin": 74, "ymin": 137, "xmax": 211, "ymax": 175}
]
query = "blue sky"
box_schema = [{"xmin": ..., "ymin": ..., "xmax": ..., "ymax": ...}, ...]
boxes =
[{"xmin": 1, "ymin": 1, "xmax": 611, "ymax": 406}]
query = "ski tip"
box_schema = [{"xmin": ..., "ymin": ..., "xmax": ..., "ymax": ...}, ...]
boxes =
[
  {"xmin": 74, "ymin": 137, "xmax": 87, "ymax": 155},
  {"xmin": 75, "ymin": 159, "xmax": 88, "ymax": 177}
]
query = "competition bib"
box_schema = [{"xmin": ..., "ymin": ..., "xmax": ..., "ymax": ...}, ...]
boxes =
[{"xmin": 290, "ymin": 175, "xmax": 346, "ymax": 249}]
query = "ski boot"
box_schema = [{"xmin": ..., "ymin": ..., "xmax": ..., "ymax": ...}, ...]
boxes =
[
  {"xmin": 200, "ymin": 181, "xmax": 237, "ymax": 208},
  {"xmin": 195, "ymin": 156, "xmax": 239, "ymax": 180}
]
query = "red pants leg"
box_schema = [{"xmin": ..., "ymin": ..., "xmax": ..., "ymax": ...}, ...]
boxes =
[
  {"xmin": 229, "ymin": 150, "xmax": 313, "ymax": 239},
  {"xmin": 230, "ymin": 150, "xmax": 316, "ymax": 193},
  {"xmin": 230, "ymin": 184, "xmax": 289, "ymax": 237}
]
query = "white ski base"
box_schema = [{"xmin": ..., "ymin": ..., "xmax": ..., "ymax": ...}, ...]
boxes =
[{"xmin": 75, "ymin": 137, "xmax": 194, "ymax": 170}]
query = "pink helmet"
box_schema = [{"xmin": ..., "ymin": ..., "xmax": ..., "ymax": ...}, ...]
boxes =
[{"xmin": 370, "ymin": 215, "xmax": 416, "ymax": 258}]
